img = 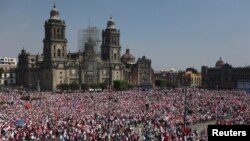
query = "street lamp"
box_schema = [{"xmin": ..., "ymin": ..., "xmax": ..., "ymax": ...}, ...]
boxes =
[
  {"xmin": 182, "ymin": 80, "xmax": 188, "ymax": 140},
  {"xmin": 78, "ymin": 63, "xmax": 82, "ymax": 91},
  {"xmin": 108, "ymin": 55, "xmax": 112, "ymax": 141}
]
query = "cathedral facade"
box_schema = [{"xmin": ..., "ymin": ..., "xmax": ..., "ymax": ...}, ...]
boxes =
[{"xmin": 17, "ymin": 4, "xmax": 154, "ymax": 91}]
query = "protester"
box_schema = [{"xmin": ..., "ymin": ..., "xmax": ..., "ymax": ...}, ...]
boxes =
[{"xmin": 0, "ymin": 88, "xmax": 249, "ymax": 141}]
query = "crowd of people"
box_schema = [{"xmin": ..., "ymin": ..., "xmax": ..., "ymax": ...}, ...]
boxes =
[{"xmin": 0, "ymin": 87, "xmax": 249, "ymax": 141}]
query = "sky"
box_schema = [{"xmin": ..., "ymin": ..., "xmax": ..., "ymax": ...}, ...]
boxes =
[{"xmin": 1, "ymin": 0, "xmax": 250, "ymax": 71}]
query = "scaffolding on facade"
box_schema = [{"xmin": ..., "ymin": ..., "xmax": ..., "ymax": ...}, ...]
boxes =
[{"xmin": 78, "ymin": 26, "xmax": 101, "ymax": 53}]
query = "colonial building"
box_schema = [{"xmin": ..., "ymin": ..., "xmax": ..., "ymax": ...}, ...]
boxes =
[
  {"xmin": 121, "ymin": 51, "xmax": 154, "ymax": 86},
  {"xmin": 202, "ymin": 57, "xmax": 250, "ymax": 91},
  {"xmin": 0, "ymin": 57, "xmax": 17, "ymax": 85},
  {"xmin": 154, "ymin": 68, "xmax": 180, "ymax": 85},
  {"xmin": 16, "ymin": 4, "xmax": 154, "ymax": 91},
  {"xmin": 180, "ymin": 68, "xmax": 201, "ymax": 87},
  {"xmin": 154, "ymin": 68, "xmax": 201, "ymax": 87}
]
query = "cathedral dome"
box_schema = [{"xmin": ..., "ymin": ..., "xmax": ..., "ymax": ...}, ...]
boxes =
[
  {"xmin": 107, "ymin": 16, "xmax": 116, "ymax": 29},
  {"xmin": 121, "ymin": 49, "xmax": 135, "ymax": 64},
  {"xmin": 215, "ymin": 57, "xmax": 224, "ymax": 67},
  {"xmin": 50, "ymin": 4, "xmax": 60, "ymax": 20}
]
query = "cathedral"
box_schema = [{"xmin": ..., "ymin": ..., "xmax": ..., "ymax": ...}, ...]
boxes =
[{"xmin": 17, "ymin": 4, "xmax": 154, "ymax": 91}]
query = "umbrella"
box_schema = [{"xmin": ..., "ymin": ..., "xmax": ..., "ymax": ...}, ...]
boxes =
[{"xmin": 15, "ymin": 119, "xmax": 25, "ymax": 126}]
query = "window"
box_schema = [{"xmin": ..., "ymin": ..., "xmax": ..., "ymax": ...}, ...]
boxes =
[
  {"xmin": 103, "ymin": 70, "xmax": 106, "ymax": 75},
  {"xmin": 57, "ymin": 49, "xmax": 61, "ymax": 57},
  {"xmin": 71, "ymin": 69, "xmax": 76, "ymax": 75},
  {"xmin": 114, "ymin": 53, "xmax": 117, "ymax": 60},
  {"xmin": 54, "ymin": 28, "xmax": 56, "ymax": 38},
  {"xmin": 61, "ymin": 29, "xmax": 64, "ymax": 38},
  {"xmin": 60, "ymin": 71, "xmax": 62, "ymax": 74}
]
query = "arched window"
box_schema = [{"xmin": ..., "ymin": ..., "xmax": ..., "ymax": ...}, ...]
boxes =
[
  {"xmin": 61, "ymin": 29, "xmax": 64, "ymax": 38},
  {"xmin": 114, "ymin": 53, "xmax": 117, "ymax": 60},
  {"xmin": 57, "ymin": 49, "xmax": 61, "ymax": 57}
]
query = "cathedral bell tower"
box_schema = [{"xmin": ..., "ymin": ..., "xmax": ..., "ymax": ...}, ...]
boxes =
[
  {"xmin": 101, "ymin": 17, "xmax": 124, "ymax": 82},
  {"xmin": 101, "ymin": 17, "xmax": 121, "ymax": 64},
  {"xmin": 43, "ymin": 4, "xmax": 67, "ymax": 68}
]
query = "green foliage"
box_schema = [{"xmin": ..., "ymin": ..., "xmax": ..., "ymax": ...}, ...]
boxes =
[
  {"xmin": 100, "ymin": 82, "xmax": 108, "ymax": 90},
  {"xmin": 58, "ymin": 82, "xmax": 104, "ymax": 91},
  {"xmin": 69, "ymin": 81, "xmax": 79, "ymax": 90},
  {"xmin": 90, "ymin": 84, "xmax": 100, "ymax": 89},
  {"xmin": 128, "ymin": 84, "xmax": 135, "ymax": 89},
  {"xmin": 155, "ymin": 79, "xmax": 178, "ymax": 88},
  {"xmin": 113, "ymin": 80, "xmax": 128, "ymax": 90},
  {"xmin": 81, "ymin": 83, "xmax": 89, "ymax": 90},
  {"xmin": 155, "ymin": 80, "xmax": 167, "ymax": 87},
  {"xmin": 57, "ymin": 83, "xmax": 69, "ymax": 91}
]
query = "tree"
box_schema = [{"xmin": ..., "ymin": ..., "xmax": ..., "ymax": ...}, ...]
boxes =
[
  {"xmin": 155, "ymin": 80, "xmax": 167, "ymax": 87},
  {"xmin": 113, "ymin": 80, "xmax": 128, "ymax": 90},
  {"xmin": 155, "ymin": 79, "xmax": 178, "ymax": 88},
  {"xmin": 128, "ymin": 84, "xmax": 135, "ymax": 89},
  {"xmin": 100, "ymin": 82, "xmax": 107, "ymax": 90},
  {"xmin": 81, "ymin": 83, "xmax": 89, "ymax": 90},
  {"xmin": 90, "ymin": 83, "xmax": 100, "ymax": 89},
  {"xmin": 57, "ymin": 84, "xmax": 69, "ymax": 91},
  {"xmin": 69, "ymin": 81, "xmax": 79, "ymax": 90}
]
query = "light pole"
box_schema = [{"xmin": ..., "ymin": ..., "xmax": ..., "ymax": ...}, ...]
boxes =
[
  {"xmin": 28, "ymin": 66, "xmax": 31, "ymax": 100},
  {"xmin": 37, "ymin": 79, "xmax": 40, "ymax": 92},
  {"xmin": 78, "ymin": 63, "xmax": 82, "ymax": 91},
  {"xmin": 66, "ymin": 76, "xmax": 69, "ymax": 116},
  {"xmin": 183, "ymin": 79, "xmax": 187, "ymax": 140},
  {"xmin": 108, "ymin": 55, "xmax": 112, "ymax": 141}
]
